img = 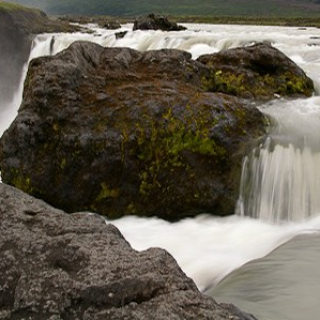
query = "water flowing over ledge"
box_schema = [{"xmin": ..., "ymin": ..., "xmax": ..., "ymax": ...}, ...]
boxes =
[
  {"xmin": 238, "ymin": 97, "xmax": 320, "ymax": 222},
  {"xmin": 1, "ymin": 22, "xmax": 320, "ymax": 320}
]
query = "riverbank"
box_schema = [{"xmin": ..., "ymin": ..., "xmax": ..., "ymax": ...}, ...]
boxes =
[{"xmin": 57, "ymin": 14, "xmax": 320, "ymax": 28}]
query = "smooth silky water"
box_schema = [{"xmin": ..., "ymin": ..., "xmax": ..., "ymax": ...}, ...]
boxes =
[
  {"xmin": 2, "ymin": 23, "xmax": 320, "ymax": 319},
  {"xmin": 208, "ymin": 233, "xmax": 320, "ymax": 320}
]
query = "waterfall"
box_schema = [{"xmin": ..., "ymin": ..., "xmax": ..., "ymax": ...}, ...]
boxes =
[
  {"xmin": 13, "ymin": 22, "xmax": 320, "ymax": 320},
  {"xmin": 2, "ymin": 23, "xmax": 320, "ymax": 300},
  {"xmin": 237, "ymin": 141, "xmax": 320, "ymax": 222},
  {"xmin": 237, "ymin": 96, "xmax": 320, "ymax": 222}
]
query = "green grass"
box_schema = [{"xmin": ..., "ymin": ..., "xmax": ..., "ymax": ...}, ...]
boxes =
[
  {"xmin": 59, "ymin": 14, "xmax": 320, "ymax": 28},
  {"xmin": 0, "ymin": 1, "xmax": 32, "ymax": 11},
  {"xmin": 172, "ymin": 15, "xmax": 320, "ymax": 27},
  {"xmin": 0, "ymin": 0, "xmax": 80, "ymax": 33},
  {"xmin": 3, "ymin": 0, "xmax": 320, "ymax": 17}
]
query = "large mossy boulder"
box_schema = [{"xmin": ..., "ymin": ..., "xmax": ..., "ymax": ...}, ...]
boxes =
[
  {"xmin": 0, "ymin": 42, "xmax": 264, "ymax": 220},
  {"xmin": 0, "ymin": 182, "xmax": 258, "ymax": 320},
  {"xmin": 0, "ymin": 42, "xmax": 313, "ymax": 220},
  {"xmin": 197, "ymin": 43, "xmax": 314, "ymax": 100}
]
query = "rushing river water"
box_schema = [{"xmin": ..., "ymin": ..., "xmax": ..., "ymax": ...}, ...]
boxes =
[{"xmin": 2, "ymin": 23, "xmax": 320, "ymax": 320}]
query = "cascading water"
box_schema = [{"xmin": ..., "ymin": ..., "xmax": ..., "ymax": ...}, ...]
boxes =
[
  {"xmin": 2, "ymin": 22, "xmax": 320, "ymax": 320},
  {"xmin": 237, "ymin": 97, "xmax": 320, "ymax": 222}
]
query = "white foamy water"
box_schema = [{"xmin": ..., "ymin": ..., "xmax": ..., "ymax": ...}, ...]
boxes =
[
  {"xmin": 2, "ymin": 24, "xmax": 320, "ymax": 306},
  {"xmin": 110, "ymin": 214, "xmax": 320, "ymax": 291}
]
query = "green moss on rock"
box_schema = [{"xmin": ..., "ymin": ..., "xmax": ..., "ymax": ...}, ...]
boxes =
[{"xmin": 198, "ymin": 43, "xmax": 314, "ymax": 100}]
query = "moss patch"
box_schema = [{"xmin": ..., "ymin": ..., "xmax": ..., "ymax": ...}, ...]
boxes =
[
  {"xmin": 9, "ymin": 168, "xmax": 33, "ymax": 194},
  {"xmin": 96, "ymin": 182, "xmax": 120, "ymax": 201},
  {"xmin": 132, "ymin": 106, "xmax": 226, "ymax": 202},
  {"xmin": 202, "ymin": 68, "xmax": 313, "ymax": 98}
]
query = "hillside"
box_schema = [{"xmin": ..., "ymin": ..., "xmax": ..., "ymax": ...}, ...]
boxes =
[{"xmin": 3, "ymin": 0, "xmax": 320, "ymax": 17}]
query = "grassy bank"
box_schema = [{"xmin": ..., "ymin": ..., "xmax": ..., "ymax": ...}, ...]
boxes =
[
  {"xmin": 173, "ymin": 15, "xmax": 320, "ymax": 27},
  {"xmin": 0, "ymin": 1, "xmax": 39, "ymax": 12},
  {"xmin": 4, "ymin": 0, "xmax": 320, "ymax": 19},
  {"xmin": 58, "ymin": 14, "xmax": 320, "ymax": 28}
]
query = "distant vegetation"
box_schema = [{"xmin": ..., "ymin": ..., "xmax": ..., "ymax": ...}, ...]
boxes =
[
  {"xmin": 3, "ymin": 0, "xmax": 320, "ymax": 17},
  {"xmin": 0, "ymin": 1, "xmax": 37, "ymax": 11},
  {"xmin": 176, "ymin": 15, "xmax": 320, "ymax": 27}
]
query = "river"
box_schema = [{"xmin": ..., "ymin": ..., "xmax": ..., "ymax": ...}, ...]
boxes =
[{"xmin": 1, "ymin": 22, "xmax": 320, "ymax": 320}]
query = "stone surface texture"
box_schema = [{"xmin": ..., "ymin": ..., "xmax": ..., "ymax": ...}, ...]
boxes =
[{"xmin": 0, "ymin": 182, "xmax": 257, "ymax": 320}]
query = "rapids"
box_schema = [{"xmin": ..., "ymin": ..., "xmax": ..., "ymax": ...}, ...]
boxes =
[{"xmin": 1, "ymin": 22, "xmax": 320, "ymax": 319}]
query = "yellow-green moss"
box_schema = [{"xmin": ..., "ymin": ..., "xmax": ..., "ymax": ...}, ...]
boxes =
[
  {"xmin": 120, "ymin": 127, "xmax": 129, "ymax": 163},
  {"xmin": 277, "ymin": 73, "xmax": 313, "ymax": 95},
  {"xmin": 133, "ymin": 106, "xmax": 226, "ymax": 199},
  {"xmin": 96, "ymin": 182, "xmax": 120, "ymax": 201},
  {"xmin": 202, "ymin": 70, "xmax": 246, "ymax": 95},
  {"xmin": 10, "ymin": 168, "xmax": 33, "ymax": 194},
  {"xmin": 126, "ymin": 202, "xmax": 138, "ymax": 214},
  {"xmin": 59, "ymin": 158, "xmax": 67, "ymax": 170},
  {"xmin": 52, "ymin": 123, "xmax": 59, "ymax": 132},
  {"xmin": 202, "ymin": 68, "xmax": 313, "ymax": 98}
]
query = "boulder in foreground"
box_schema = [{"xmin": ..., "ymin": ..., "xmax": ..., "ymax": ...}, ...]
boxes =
[{"xmin": 0, "ymin": 182, "xmax": 257, "ymax": 320}]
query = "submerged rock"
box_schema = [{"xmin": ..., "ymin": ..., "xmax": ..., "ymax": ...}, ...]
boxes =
[
  {"xmin": 115, "ymin": 30, "xmax": 128, "ymax": 39},
  {"xmin": 0, "ymin": 182, "xmax": 258, "ymax": 320},
  {"xmin": 133, "ymin": 13, "xmax": 187, "ymax": 31},
  {"xmin": 0, "ymin": 41, "xmax": 267, "ymax": 220},
  {"xmin": 197, "ymin": 42, "xmax": 314, "ymax": 100},
  {"xmin": 104, "ymin": 20, "xmax": 121, "ymax": 30}
]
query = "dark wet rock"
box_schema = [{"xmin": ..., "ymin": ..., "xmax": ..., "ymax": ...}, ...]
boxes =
[
  {"xmin": 0, "ymin": 182, "xmax": 258, "ymax": 320},
  {"xmin": 104, "ymin": 20, "xmax": 121, "ymax": 30},
  {"xmin": 115, "ymin": 30, "xmax": 128, "ymax": 39},
  {"xmin": 197, "ymin": 42, "xmax": 314, "ymax": 100},
  {"xmin": 133, "ymin": 13, "xmax": 186, "ymax": 31},
  {"xmin": 0, "ymin": 41, "xmax": 268, "ymax": 220}
]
